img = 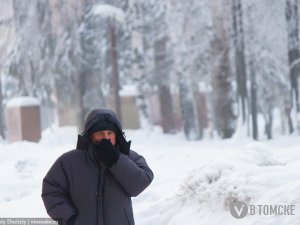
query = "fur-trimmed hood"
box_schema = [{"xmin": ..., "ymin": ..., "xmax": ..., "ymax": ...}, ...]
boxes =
[{"xmin": 76, "ymin": 108, "xmax": 123, "ymax": 151}]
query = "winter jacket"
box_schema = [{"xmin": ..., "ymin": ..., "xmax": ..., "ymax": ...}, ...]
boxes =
[{"xmin": 41, "ymin": 109, "xmax": 154, "ymax": 225}]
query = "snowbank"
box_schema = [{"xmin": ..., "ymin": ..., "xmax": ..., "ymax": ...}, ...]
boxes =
[
  {"xmin": 6, "ymin": 96, "xmax": 40, "ymax": 107},
  {"xmin": 0, "ymin": 127, "xmax": 299, "ymax": 225},
  {"xmin": 93, "ymin": 4, "xmax": 125, "ymax": 23}
]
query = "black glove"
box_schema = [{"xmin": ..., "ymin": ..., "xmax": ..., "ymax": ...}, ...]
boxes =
[
  {"xmin": 93, "ymin": 139, "xmax": 120, "ymax": 167},
  {"xmin": 117, "ymin": 133, "xmax": 131, "ymax": 155}
]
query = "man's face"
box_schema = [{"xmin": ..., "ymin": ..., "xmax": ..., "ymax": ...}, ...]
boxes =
[{"xmin": 91, "ymin": 130, "xmax": 116, "ymax": 146}]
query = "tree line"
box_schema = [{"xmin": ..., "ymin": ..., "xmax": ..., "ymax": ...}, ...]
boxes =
[{"xmin": 0, "ymin": 0, "xmax": 299, "ymax": 141}]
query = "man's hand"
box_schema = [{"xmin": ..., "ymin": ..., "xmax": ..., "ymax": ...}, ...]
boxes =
[
  {"xmin": 118, "ymin": 134, "xmax": 131, "ymax": 155},
  {"xmin": 93, "ymin": 139, "xmax": 120, "ymax": 167}
]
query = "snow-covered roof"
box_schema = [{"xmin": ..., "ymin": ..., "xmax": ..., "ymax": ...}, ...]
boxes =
[
  {"xmin": 6, "ymin": 96, "xmax": 40, "ymax": 107},
  {"xmin": 120, "ymin": 85, "xmax": 137, "ymax": 96},
  {"xmin": 93, "ymin": 4, "xmax": 125, "ymax": 24}
]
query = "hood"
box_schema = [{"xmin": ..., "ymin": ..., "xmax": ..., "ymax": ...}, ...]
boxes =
[{"xmin": 76, "ymin": 108, "xmax": 123, "ymax": 150}]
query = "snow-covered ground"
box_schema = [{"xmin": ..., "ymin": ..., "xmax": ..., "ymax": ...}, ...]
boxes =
[{"xmin": 0, "ymin": 126, "xmax": 300, "ymax": 225}]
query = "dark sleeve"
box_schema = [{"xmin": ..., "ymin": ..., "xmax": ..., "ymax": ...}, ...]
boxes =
[
  {"xmin": 41, "ymin": 156, "xmax": 77, "ymax": 225},
  {"xmin": 109, "ymin": 151, "xmax": 154, "ymax": 197}
]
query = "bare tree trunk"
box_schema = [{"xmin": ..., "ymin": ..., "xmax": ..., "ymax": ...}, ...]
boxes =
[
  {"xmin": 232, "ymin": 0, "xmax": 248, "ymax": 123},
  {"xmin": 245, "ymin": 4, "xmax": 259, "ymax": 140},
  {"xmin": 286, "ymin": 0, "xmax": 300, "ymax": 133},
  {"xmin": 0, "ymin": 77, "xmax": 5, "ymax": 139},
  {"xmin": 109, "ymin": 19, "xmax": 122, "ymax": 123},
  {"xmin": 264, "ymin": 112, "xmax": 273, "ymax": 139},
  {"xmin": 249, "ymin": 60, "xmax": 258, "ymax": 140},
  {"xmin": 212, "ymin": 48, "xmax": 236, "ymax": 138},
  {"xmin": 178, "ymin": 69, "xmax": 201, "ymax": 140},
  {"xmin": 286, "ymin": 107, "xmax": 294, "ymax": 133},
  {"xmin": 154, "ymin": 38, "xmax": 176, "ymax": 134},
  {"xmin": 159, "ymin": 85, "xmax": 176, "ymax": 133}
]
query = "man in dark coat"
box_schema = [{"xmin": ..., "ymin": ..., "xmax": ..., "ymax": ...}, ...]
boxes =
[{"xmin": 41, "ymin": 108, "xmax": 154, "ymax": 225}]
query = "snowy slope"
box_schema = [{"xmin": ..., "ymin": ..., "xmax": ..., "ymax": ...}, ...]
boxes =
[{"xmin": 0, "ymin": 127, "xmax": 300, "ymax": 225}]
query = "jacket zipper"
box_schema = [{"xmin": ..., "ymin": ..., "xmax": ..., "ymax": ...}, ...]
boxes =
[
  {"xmin": 96, "ymin": 172, "xmax": 101, "ymax": 225},
  {"xmin": 96, "ymin": 169, "xmax": 106, "ymax": 225}
]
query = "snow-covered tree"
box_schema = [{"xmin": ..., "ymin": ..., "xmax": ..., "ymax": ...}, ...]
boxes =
[
  {"xmin": 0, "ymin": 0, "xmax": 15, "ymax": 139},
  {"xmin": 0, "ymin": 0, "xmax": 299, "ymax": 140},
  {"xmin": 166, "ymin": 0, "xmax": 219, "ymax": 140},
  {"xmin": 78, "ymin": 5, "xmax": 111, "ymax": 126},
  {"xmin": 139, "ymin": 0, "xmax": 177, "ymax": 134},
  {"xmin": 7, "ymin": 0, "xmax": 56, "ymax": 129},
  {"xmin": 244, "ymin": 0, "xmax": 290, "ymax": 139},
  {"xmin": 126, "ymin": 0, "xmax": 153, "ymax": 130},
  {"xmin": 209, "ymin": 0, "xmax": 237, "ymax": 138},
  {"xmin": 48, "ymin": 0, "xmax": 87, "ymax": 129},
  {"xmin": 232, "ymin": 0, "xmax": 248, "ymax": 124}
]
